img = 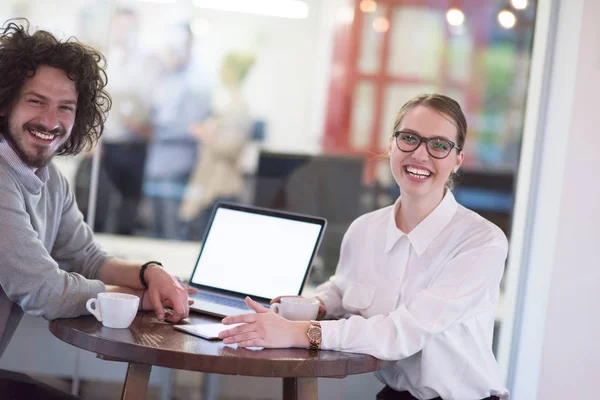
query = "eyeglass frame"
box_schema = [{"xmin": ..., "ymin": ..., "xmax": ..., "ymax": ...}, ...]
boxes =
[{"xmin": 392, "ymin": 130, "xmax": 462, "ymax": 160}]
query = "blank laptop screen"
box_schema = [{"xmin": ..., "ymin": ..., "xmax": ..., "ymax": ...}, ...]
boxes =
[{"xmin": 190, "ymin": 207, "xmax": 324, "ymax": 300}]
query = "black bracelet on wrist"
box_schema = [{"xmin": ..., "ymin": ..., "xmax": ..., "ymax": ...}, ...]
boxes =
[{"xmin": 139, "ymin": 261, "xmax": 163, "ymax": 289}]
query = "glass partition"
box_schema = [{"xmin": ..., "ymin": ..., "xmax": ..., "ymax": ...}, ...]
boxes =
[{"xmin": 5, "ymin": 0, "xmax": 537, "ymax": 355}]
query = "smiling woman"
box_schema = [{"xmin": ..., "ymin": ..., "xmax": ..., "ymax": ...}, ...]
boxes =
[
  {"xmin": 220, "ymin": 93, "xmax": 509, "ymax": 400},
  {"xmin": 388, "ymin": 94, "xmax": 466, "ymax": 229}
]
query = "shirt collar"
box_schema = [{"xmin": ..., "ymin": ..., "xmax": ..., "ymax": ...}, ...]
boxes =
[
  {"xmin": 384, "ymin": 189, "xmax": 458, "ymax": 256},
  {"xmin": 0, "ymin": 140, "xmax": 50, "ymax": 194},
  {"xmin": 385, "ymin": 199, "xmax": 408, "ymax": 253}
]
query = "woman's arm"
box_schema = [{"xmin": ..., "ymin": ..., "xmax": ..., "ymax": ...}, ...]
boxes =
[
  {"xmin": 313, "ymin": 280, "xmax": 344, "ymax": 319},
  {"xmin": 320, "ymin": 245, "xmax": 506, "ymax": 360},
  {"xmin": 219, "ymin": 244, "xmax": 506, "ymax": 356},
  {"xmin": 312, "ymin": 231, "xmax": 354, "ymax": 319}
]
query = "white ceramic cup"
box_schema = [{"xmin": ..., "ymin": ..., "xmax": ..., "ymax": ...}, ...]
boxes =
[
  {"xmin": 86, "ymin": 292, "xmax": 139, "ymax": 329},
  {"xmin": 270, "ymin": 297, "xmax": 319, "ymax": 321}
]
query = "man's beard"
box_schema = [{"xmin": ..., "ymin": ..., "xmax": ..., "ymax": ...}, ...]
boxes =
[{"xmin": 1, "ymin": 120, "xmax": 64, "ymax": 169}]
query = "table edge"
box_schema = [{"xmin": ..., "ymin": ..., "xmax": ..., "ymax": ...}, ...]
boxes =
[{"xmin": 48, "ymin": 320, "xmax": 393, "ymax": 377}]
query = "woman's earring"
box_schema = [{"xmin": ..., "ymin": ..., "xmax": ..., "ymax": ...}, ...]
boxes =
[{"xmin": 453, "ymin": 167, "xmax": 459, "ymax": 173}]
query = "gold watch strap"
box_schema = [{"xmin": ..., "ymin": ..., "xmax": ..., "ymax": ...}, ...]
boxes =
[{"xmin": 308, "ymin": 320, "xmax": 322, "ymax": 350}]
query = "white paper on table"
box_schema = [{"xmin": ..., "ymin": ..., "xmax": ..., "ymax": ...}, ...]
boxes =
[{"xmin": 174, "ymin": 322, "xmax": 242, "ymax": 340}]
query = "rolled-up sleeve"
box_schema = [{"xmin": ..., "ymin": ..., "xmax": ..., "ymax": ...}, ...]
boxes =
[
  {"xmin": 320, "ymin": 245, "xmax": 506, "ymax": 360},
  {"xmin": 0, "ymin": 174, "xmax": 106, "ymax": 320}
]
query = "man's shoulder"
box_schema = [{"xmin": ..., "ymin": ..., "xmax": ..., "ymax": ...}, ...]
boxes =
[
  {"xmin": 46, "ymin": 161, "xmax": 64, "ymax": 178},
  {"xmin": 0, "ymin": 158, "xmax": 20, "ymax": 189},
  {"xmin": 46, "ymin": 161, "xmax": 70, "ymax": 189}
]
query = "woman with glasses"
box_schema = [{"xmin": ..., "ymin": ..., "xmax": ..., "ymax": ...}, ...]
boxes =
[{"xmin": 220, "ymin": 94, "xmax": 508, "ymax": 400}]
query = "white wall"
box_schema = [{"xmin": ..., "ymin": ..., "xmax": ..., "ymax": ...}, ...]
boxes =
[
  {"xmin": 502, "ymin": 0, "xmax": 600, "ymax": 398},
  {"xmin": 535, "ymin": 0, "xmax": 600, "ymax": 395}
]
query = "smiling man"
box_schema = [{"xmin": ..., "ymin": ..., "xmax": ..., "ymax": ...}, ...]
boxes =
[
  {"xmin": 0, "ymin": 21, "xmax": 194, "ymax": 399},
  {"xmin": 3, "ymin": 66, "xmax": 76, "ymax": 168}
]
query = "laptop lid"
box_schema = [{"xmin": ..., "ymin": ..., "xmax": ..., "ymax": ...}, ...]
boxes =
[{"xmin": 188, "ymin": 203, "xmax": 327, "ymax": 303}]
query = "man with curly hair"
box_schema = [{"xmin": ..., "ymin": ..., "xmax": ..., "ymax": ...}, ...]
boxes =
[{"xmin": 0, "ymin": 20, "xmax": 195, "ymax": 398}]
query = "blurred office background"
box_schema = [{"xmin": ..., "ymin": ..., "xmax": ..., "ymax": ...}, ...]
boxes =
[
  {"xmin": 2, "ymin": 0, "xmax": 532, "ymax": 280},
  {"xmin": 5, "ymin": 0, "xmax": 597, "ymax": 399}
]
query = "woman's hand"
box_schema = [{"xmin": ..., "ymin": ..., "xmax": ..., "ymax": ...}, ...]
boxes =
[
  {"xmin": 271, "ymin": 295, "xmax": 327, "ymax": 320},
  {"xmin": 219, "ymin": 297, "xmax": 310, "ymax": 348}
]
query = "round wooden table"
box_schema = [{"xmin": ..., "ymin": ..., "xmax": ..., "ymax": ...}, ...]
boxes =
[{"xmin": 49, "ymin": 312, "xmax": 393, "ymax": 400}]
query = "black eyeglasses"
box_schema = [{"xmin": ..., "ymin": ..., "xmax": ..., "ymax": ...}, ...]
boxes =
[{"xmin": 393, "ymin": 131, "xmax": 461, "ymax": 160}]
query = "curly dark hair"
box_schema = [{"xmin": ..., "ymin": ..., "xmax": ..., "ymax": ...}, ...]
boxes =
[{"xmin": 0, "ymin": 19, "xmax": 111, "ymax": 155}]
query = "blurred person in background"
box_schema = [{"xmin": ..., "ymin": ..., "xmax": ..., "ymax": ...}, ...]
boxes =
[
  {"xmin": 143, "ymin": 22, "xmax": 210, "ymax": 240},
  {"xmin": 97, "ymin": 7, "xmax": 152, "ymax": 235},
  {"xmin": 219, "ymin": 94, "xmax": 508, "ymax": 400},
  {"xmin": 179, "ymin": 51, "xmax": 256, "ymax": 240}
]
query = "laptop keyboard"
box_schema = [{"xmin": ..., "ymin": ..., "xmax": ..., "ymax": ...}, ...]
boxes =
[{"xmin": 194, "ymin": 292, "xmax": 249, "ymax": 310}]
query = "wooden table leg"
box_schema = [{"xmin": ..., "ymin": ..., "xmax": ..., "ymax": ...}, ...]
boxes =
[
  {"xmin": 283, "ymin": 377, "xmax": 318, "ymax": 400},
  {"xmin": 121, "ymin": 363, "xmax": 152, "ymax": 400}
]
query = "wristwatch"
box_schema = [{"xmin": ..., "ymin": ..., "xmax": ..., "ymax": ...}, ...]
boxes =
[{"xmin": 306, "ymin": 320, "xmax": 322, "ymax": 350}]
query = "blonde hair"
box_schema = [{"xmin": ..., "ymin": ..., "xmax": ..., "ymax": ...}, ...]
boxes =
[
  {"xmin": 393, "ymin": 93, "xmax": 467, "ymax": 150},
  {"xmin": 221, "ymin": 52, "xmax": 256, "ymax": 84}
]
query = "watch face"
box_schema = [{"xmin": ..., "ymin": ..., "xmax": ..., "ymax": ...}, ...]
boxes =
[{"xmin": 307, "ymin": 325, "xmax": 321, "ymax": 341}]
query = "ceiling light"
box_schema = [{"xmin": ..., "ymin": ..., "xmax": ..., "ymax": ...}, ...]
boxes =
[
  {"xmin": 446, "ymin": 8, "xmax": 465, "ymax": 26},
  {"xmin": 139, "ymin": 0, "xmax": 177, "ymax": 3},
  {"xmin": 511, "ymin": 0, "xmax": 528, "ymax": 10},
  {"xmin": 193, "ymin": 0, "xmax": 309, "ymax": 19},
  {"xmin": 359, "ymin": 0, "xmax": 377, "ymax": 13},
  {"xmin": 372, "ymin": 16, "xmax": 389, "ymax": 33},
  {"xmin": 498, "ymin": 10, "xmax": 516, "ymax": 29}
]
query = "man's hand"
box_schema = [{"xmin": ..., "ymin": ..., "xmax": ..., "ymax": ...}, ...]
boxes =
[
  {"xmin": 99, "ymin": 259, "xmax": 198, "ymax": 321},
  {"xmin": 144, "ymin": 265, "xmax": 190, "ymax": 322},
  {"xmin": 174, "ymin": 276, "xmax": 199, "ymax": 296}
]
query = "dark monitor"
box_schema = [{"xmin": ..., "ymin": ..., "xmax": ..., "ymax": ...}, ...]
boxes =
[
  {"xmin": 453, "ymin": 169, "xmax": 515, "ymax": 235},
  {"xmin": 453, "ymin": 170, "xmax": 514, "ymax": 213},
  {"xmin": 253, "ymin": 151, "xmax": 366, "ymax": 282}
]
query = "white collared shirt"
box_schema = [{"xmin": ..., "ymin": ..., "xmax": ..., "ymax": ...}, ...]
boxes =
[{"xmin": 316, "ymin": 190, "xmax": 509, "ymax": 400}]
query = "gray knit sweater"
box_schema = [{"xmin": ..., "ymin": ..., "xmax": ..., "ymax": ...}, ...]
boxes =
[{"xmin": 0, "ymin": 141, "xmax": 108, "ymax": 357}]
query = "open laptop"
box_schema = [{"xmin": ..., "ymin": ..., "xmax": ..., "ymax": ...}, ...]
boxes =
[{"xmin": 187, "ymin": 202, "xmax": 327, "ymax": 318}]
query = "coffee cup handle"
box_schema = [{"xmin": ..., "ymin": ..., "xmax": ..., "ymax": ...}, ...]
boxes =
[
  {"xmin": 270, "ymin": 303, "xmax": 280, "ymax": 315},
  {"xmin": 86, "ymin": 298, "xmax": 102, "ymax": 322}
]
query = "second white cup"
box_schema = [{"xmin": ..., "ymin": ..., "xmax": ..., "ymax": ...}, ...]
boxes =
[
  {"xmin": 86, "ymin": 292, "xmax": 139, "ymax": 329},
  {"xmin": 271, "ymin": 297, "xmax": 319, "ymax": 321}
]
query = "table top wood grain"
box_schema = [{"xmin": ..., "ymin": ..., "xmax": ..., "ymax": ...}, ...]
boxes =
[{"xmin": 49, "ymin": 312, "xmax": 393, "ymax": 378}]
